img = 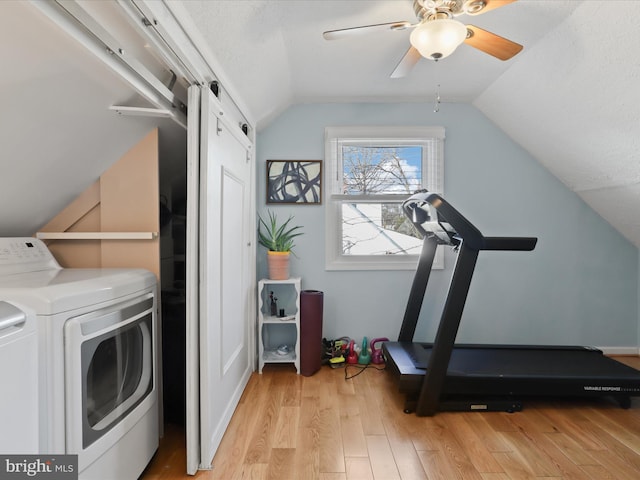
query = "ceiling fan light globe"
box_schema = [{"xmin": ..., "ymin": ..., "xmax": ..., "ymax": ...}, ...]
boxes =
[{"xmin": 410, "ymin": 19, "xmax": 468, "ymax": 60}]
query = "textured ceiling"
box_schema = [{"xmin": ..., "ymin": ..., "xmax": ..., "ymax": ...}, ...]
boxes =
[
  {"xmin": 475, "ymin": 1, "xmax": 640, "ymax": 246},
  {"xmin": 180, "ymin": 0, "xmax": 580, "ymax": 125},
  {"xmin": 180, "ymin": 0, "xmax": 640, "ymax": 248},
  {"xmin": 2, "ymin": 0, "xmax": 640, "ymax": 250}
]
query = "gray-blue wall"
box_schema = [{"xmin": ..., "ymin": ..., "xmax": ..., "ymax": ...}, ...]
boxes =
[{"xmin": 257, "ymin": 102, "xmax": 639, "ymax": 349}]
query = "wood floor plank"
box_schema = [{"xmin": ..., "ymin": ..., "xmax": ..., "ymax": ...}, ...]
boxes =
[
  {"xmin": 374, "ymin": 377, "xmax": 429, "ymax": 480},
  {"xmin": 544, "ymin": 431, "xmax": 599, "ymax": 466},
  {"xmin": 579, "ymin": 463, "xmax": 628, "ymax": 480},
  {"xmin": 319, "ymin": 473, "xmax": 347, "ymax": 480},
  {"xmin": 536, "ymin": 406, "xmax": 609, "ymax": 451},
  {"xmin": 574, "ymin": 417, "xmax": 640, "ymax": 472},
  {"xmin": 301, "ymin": 367, "xmax": 324, "ymax": 398},
  {"xmin": 613, "ymin": 356, "xmax": 640, "ymax": 369},
  {"xmin": 526, "ymin": 431, "xmax": 600, "ymax": 480},
  {"xmin": 272, "ymin": 405, "xmax": 300, "ymax": 448},
  {"xmin": 366, "ymin": 435, "xmax": 401, "ymax": 480},
  {"xmin": 339, "ymin": 396, "xmax": 369, "ymax": 457},
  {"xmin": 344, "ymin": 457, "xmax": 374, "ymax": 480},
  {"xmin": 593, "ymin": 401, "xmax": 640, "ymax": 433},
  {"xmin": 233, "ymin": 463, "xmax": 268, "ymax": 480},
  {"xmin": 354, "ymin": 368, "xmax": 387, "ymax": 436},
  {"xmin": 462, "ymin": 414, "xmax": 513, "ymax": 453},
  {"xmin": 586, "ymin": 448, "xmax": 640, "ymax": 480},
  {"xmin": 299, "ymin": 394, "xmax": 321, "ymax": 430},
  {"xmin": 243, "ymin": 371, "xmax": 285, "ymax": 464},
  {"xmin": 278, "ymin": 371, "xmax": 302, "ymax": 407},
  {"xmin": 318, "ymin": 371, "xmax": 345, "ymax": 473},
  {"xmin": 141, "ymin": 424, "xmax": 187, "ymax": 479},
  {"xmin": 479, "ymin": 473, "xmax": 511, "ymax": 480},
  {"xmin": 586, "ymin": 406, "xmax": 640, "ymax": 455},
  {"xmin": 498, "ymin": 430, "xmax": 562, "ymax": 477},
  {"xmin": 417, "ymin": 449, "xmax": 483, "ymax": 480},
  {"xmin": 441, "ymin": 413, "xmax": 505, "ymax": 474},
  {"xmin": 415, "ymin": 421, "xmax": 484, "ymax": 480},
  {"xmin": 481, "ymin": 412, "xmax": 520, "ymax": 434},
  {"xmin": 143, "ymin": 360, "xmax": 640, "ymax": 480},
  {"xmin": 293, "ymin": 427, "xmax": 320, "ymax": 480},
  {"xmin": 379, "ymin": 416, "xmax": 428, "ymax": 480},
  {"xmin": 507, "ymin": 405, "xmax": 560, "ymax": 434},
  {"xmin": 336, "ymin": 366, "xmax": 357, "ymax": 395},
  {"xmin": 207, "ymin": 373, "xmax": 272, "ymax": 478},
  {"xmin": 265, "ymin": 448, "xmax": 295, "ymax": 480},
  {"xmin": 491, "ymin": 451, "xmax": 536, "ymax": 480},
  {"xmin": 409, "ymin": 425, "xmax": 445, "ymax": 452}
]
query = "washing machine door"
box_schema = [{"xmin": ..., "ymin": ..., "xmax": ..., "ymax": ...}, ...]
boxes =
[{"xmin": 64, "ymin": 293, "xmax": 156, "ymax": 470}]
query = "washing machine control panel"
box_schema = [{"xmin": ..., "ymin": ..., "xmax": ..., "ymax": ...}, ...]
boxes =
[{"xmin": 0, "ymin": 238, "xmax": 61, "ymax": 275}]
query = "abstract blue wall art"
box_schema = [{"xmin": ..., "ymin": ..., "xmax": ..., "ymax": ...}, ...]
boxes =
[{"xmin": 266, "ymin": 160, "xmax": 322, "ymax": 204}]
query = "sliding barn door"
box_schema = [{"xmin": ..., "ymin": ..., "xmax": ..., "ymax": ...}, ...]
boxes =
[
  {"xmin": 185, "ymin": 86, "xmax": 201, "ymax": 475},
  {"xmin": 193, "ymin": 86, "xmax": 254, "ymax": 471}
]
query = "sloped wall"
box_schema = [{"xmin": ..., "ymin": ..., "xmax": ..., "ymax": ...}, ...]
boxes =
[
  {"xmin": 257, "ymin": 102, "xmax": 639, "ymax": 350},
  {"xmin": 37, "ymin": 129, "xmax": 160, "ymax": 279}
]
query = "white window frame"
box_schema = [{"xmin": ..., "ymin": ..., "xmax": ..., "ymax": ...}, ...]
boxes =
[{"xmin": 325, "ymin": 126, "xmax": 445, "ymax": 271}]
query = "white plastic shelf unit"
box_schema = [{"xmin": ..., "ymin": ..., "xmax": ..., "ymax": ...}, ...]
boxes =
[{"xmin": 258, "ymin": 277, "xmax": 301, "ymax": 373}]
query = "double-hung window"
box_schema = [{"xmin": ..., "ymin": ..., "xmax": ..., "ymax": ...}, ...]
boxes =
[{"xmin": 325, "ymin": 126, "xmax": 445, "ymax": 270}]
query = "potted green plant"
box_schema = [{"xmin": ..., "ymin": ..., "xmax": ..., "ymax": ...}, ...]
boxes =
[{"xmin": 258, "ymin": 210, "xmax": 304, "ymax": 280}]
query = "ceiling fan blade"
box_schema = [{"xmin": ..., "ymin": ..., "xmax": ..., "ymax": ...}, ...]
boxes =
[
  {"xmin": 464, "ymin": 25, "xmax": 523, "ymax": 60},
  {"xmin": 466, "ymin": 0, "xmax": 517, "ymax": 15},
  {"xmin": 390, "ymin": 46, "xmax": 421, "ymax": 78},
  {"xmin": 323, "ymin": 21, "xmax": 412, "ymax": 41}
]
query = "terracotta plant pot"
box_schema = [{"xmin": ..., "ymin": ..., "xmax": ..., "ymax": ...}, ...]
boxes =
[{"xmin": 267, "ymin": 251, "xmax": 290, "ymax": 280}]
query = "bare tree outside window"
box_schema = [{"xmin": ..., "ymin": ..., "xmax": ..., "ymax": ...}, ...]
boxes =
[
  {"xmin": 341, "ymin": 146, "xmax": 423, "ymax": 255},
  {"xmin": 342, "ymin": 146, "xmax": 421, "ymax": 195}
]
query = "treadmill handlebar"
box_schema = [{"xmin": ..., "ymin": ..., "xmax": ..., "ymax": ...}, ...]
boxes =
[
  {"xmin": 403, "ymin": 191, "xmax": 538, "ymax": 252},
  {"xmin": 483, "ymin": 237, "xmax": 538, "ymax": 251}
]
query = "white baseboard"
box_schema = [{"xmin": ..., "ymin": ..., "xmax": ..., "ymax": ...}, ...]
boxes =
[{"xmin": 598, "ymin": 346, "xmax": 640, "ymax": 356}]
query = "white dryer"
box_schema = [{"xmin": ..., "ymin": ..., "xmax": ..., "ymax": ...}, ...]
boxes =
[{"xmin": 0, "ymin": 238, "xmax": 158, "ymax": 480}]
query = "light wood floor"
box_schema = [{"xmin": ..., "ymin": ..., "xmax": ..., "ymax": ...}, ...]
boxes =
[{"xmin": 142, "ymin": 356, "xmax": 640, "ymax": 480}]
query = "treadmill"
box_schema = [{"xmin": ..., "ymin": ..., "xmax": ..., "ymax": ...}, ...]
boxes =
[{"xmin": 382, "ymin": 190, "xmax": 640, "ymax": 416}]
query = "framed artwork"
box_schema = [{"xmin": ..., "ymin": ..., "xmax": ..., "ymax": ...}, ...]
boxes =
[{"xmin": 266, "ymin": 160, "xmax": 322, "ymax": 204}]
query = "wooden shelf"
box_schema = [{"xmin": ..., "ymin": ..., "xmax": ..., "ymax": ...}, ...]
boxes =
[{"xmin": 36, "ymin": 232, "xmax": 158, "ymax": 240}]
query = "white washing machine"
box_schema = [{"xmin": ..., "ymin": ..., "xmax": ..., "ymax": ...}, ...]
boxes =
[
  {"xmin": 0, "ymin": 300, "xmax": 39, "ymax": 453},
  {"xmin": 0, "ymin": 238, "xmax": 159, "ymax": 480}
]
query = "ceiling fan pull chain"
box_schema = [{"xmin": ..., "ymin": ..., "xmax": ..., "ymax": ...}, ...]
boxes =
[{"xmin": 433, "ymin": 59, "xmax": 441, "ymax": 113}]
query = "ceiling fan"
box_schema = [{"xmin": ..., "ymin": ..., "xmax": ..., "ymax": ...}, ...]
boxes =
[{"xmin": 322, "ymin": 0, "xmax": 523, "ymax": 78}]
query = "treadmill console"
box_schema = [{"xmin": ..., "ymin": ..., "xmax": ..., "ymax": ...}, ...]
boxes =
[
  {"xmin": 403, "ymin": 190, "xmax": 480, "ymax": 248},
  {"xmin": 403, "ymin": 199, "xmax": 457, "ymax": 245},
  {"xmin": 403, "ymin": 190, "xmax": 537, "ymax": 252}
]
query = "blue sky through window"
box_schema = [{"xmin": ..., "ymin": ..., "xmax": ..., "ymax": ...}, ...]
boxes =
[{"xmin": 342, "ymin": 145, "xmax": 422, "ymax": 195}]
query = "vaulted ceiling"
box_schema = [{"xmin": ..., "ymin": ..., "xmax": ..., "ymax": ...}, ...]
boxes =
[
  {"xmin": 2, "ymin": 0, "xmax": 640, "ymax": 250},
  {"xmin": 179, "ymin": 0, "xmax": 640, "ymax": 248}
]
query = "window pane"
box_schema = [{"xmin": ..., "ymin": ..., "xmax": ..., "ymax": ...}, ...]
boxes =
[
  {"xmin": 342, "ymin": 202, "xmax": 422, "ymax": 255},
  {"xmin": 342, "ymin": 146, "xmax": 422, "ymax": 195}
]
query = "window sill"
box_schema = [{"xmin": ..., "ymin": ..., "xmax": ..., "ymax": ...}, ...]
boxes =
[{"xmin": 325, "ymin": 252, "xmax": 443, "ymax": 271}]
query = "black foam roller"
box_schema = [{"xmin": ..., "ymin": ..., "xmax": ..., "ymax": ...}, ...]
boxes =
[{"xmin": 300, "ymin": 290, "xmax": 323, "ymax": 376}]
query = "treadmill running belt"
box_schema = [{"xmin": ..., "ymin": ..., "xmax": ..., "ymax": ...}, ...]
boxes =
[{"xmin": 410, "ymin": 344, "xmax": 640, "ymax": 379}]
